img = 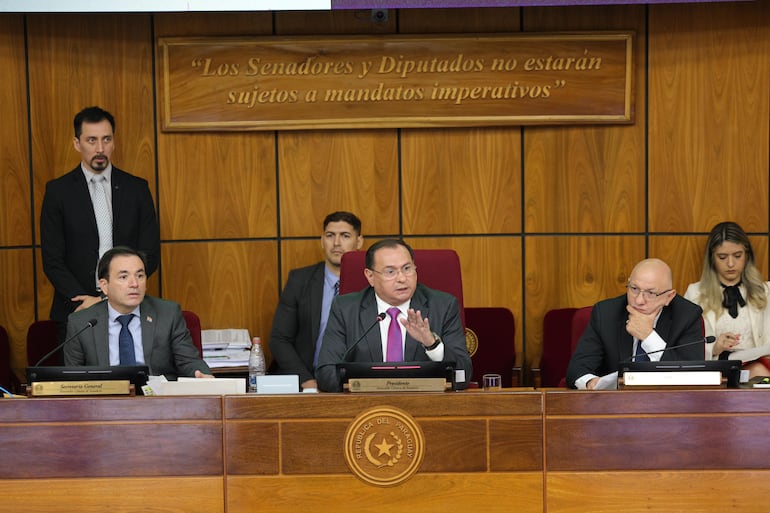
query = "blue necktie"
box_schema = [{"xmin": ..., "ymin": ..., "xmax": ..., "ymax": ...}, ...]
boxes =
[
  {"xmin": 117, "ymin": 314, "xmax": 136, "ymax": 365},
  {"xmin": 635, "ymin": 340, "xmax": 650, "ymax": 362}
]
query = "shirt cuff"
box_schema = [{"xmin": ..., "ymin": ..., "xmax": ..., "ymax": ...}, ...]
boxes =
[
  {"xmin": 575, "ymin": 373, "xmax": 598, "ymax": 390},
  {"xmin": 425, "ymin": 342, "xmax": 444, "ymax": 361},
  {"xmin": 640, "ymin": 330, "xmax": 666, "ymax": 361}
]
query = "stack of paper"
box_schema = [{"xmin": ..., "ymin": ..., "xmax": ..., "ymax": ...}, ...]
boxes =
[{"xmin": 202, "ymin": 329, "xmax": 251, "ymax": 368}]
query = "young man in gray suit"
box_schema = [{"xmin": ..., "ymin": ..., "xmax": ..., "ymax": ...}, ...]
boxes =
[
  {"xmin": 269, "ymin": 212, "xmax": 363, "ymax": 390},
  {"xmin": 63, "ymin": 247, "xmax": 211, "ymax": 380}
]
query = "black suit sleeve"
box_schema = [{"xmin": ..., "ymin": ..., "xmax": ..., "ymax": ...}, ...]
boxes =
[
  {"xmin": 269, "ymin": 268, "xmax": 317, "ymax": 384},
  {"xmin": 40, "ymin": 178, "xmax": 93, "ymax": 301}
]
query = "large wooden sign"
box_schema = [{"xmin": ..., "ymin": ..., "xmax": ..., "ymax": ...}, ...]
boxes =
[{"xmin": 158, "ymin": 32, "xmax": 633, "ymax": 131}]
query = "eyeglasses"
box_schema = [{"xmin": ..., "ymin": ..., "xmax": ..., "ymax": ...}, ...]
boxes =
[
  {"xmin": 626, "ymin": 284, "xmax": 672, "ymax": 301},
  {"xmin": 369, "ymin": 264, "xmax": 417, "ymax": 280}
]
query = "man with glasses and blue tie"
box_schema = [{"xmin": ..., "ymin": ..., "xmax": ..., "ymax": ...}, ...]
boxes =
[
  {"xmin": 315, "ymin": 238, "xmax": 472, "ymax": 392},
  {"xmin": 567, "ymin": 258, "xmax": 704, "ymax": 390}
]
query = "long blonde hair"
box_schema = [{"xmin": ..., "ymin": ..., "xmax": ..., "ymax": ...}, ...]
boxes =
[{"xmin": 698, "ymin": 222, "xmax": 766, "ymax": 315}]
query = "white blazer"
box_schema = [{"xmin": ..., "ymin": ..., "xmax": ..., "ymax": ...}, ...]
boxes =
[{"xmin": 684, "ymin": 281, "xmax": 770, "ymax": 361}]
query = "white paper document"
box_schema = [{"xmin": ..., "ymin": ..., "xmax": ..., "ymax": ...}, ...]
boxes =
[
  {"xmin": 594, "ymin": 371, "xmax": 619, "ymax": 390},
  {"xmin": 202, "ymin": 328, "xmax": 251, "ymax": 368},
  {"xmin": 143, "ymin": 376, "xmax": 246, "ymax": 395}
]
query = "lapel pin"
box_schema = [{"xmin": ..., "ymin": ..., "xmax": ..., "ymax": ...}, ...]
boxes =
[{"xmin": 146, "ymin": 316, "xmax": 153, "ymax": 323}]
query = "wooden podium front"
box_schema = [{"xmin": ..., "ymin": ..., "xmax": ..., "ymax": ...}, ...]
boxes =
[
  {"xmin": 4, "ymin": 389, "xmax": 770, "ymax": 512},
  {"xmin": 223, "ymin": 391, "xmax": 543, "ymax": 513},
  {"xmin": 0, "ymin": 396, "xmax": 224, "ymax": 513},
  {"xmin": 544, "ymin": 389, "xmax": 770, "ymax": 511}
]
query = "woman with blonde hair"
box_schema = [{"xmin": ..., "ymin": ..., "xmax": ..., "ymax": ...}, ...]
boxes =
[{"xmin": 685, "ymin": 221, "xmax": 770, "ymax": 377}]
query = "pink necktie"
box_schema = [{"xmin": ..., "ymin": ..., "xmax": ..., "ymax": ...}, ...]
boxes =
[{"xmin": 386, "ymin": 307, "xmax": 403, "ymax": 362}]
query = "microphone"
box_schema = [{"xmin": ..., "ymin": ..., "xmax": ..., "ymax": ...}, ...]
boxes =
[
  {"xmin": 340, "ymin": 312, "xmax": 387, "ymax": 362},
  {"xmin": 34, "ymin": 318, "xmax": 98, "ymax": 366},
  {"xmin": 620, "ymin": 335, "xmax": 715, "ymax": 364}
]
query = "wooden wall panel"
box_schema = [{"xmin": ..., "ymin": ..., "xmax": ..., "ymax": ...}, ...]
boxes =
[
  {"xmin": 157, "ymin": 132, "xmax": 276, "ymax": 240},
  {"xmin": 27, "ymin": 13, "xmax": 156, "ymax": 242},
  {"xmin": 154, "ymin": 14, "xmax": 277, "ymax": 242},
  {"xmin": 401, "ymin": 128, "xmax": 522, "ymax": 235},
  {"xmin": 154, "ymin": 11, "xmax": 273, "ymax": 36},
  {"xmin": 0, "ymin": 15, "xmax": 30, "ymax": 247},
  {"xmin": 399, "ymin": 8, "xmax": 522, "ymax": 237},
  {"xmin": 524, "ymin": 6, "xmax": 646, "ymax": 234},
  {"xmin": 525, "ymin": 236, "xmax": 646, "ymax": 366},
  {"xmin": 278, "ymin": 130, "xmax": 400, "ymax": 237},
  {"xmin": 279, "ymin": 238, "xmax": 343, "ymax": 286},
  {"xmin": 650, "ymin": 235, "xmax": 770, "ymax": 294},
  {"xmin": 1, "ymin": 249, "xmax": 35, "ymax": 381},
  {"xmin": 161, "ymin": 241, "xmax": 278, "ymax": 359},
  {"xmin": 648, "ymin": 2, "xmax": 770, "ymax": 233},
  {"xmin": 406, "ymin": 236, "xmax": 522, "ymax": 349}
]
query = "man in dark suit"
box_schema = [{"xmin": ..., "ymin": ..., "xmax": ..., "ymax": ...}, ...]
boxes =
[
  {"xmin": 315, "ymin": 239, "xmax": 472, "ymax": 392},
  {"xmin": 567, "ymin": 258, "xmax": 704, "ymax": 389},
  {"xmin": 41, "ymin": 106, "xmax": 160, "ymax": 342},
  {"xmin": 269, "ymin": 212, "xmax": 363, "ymax": 390},
  {"xmin": 64, "ymin": 246, "xmax": 211, "ymax": 380}
]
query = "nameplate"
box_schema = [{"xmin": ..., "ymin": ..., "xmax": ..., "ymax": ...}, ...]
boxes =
[
  {"xmin": 256, "ymin": 374, "xmax": 300, "ymax": 394},
  {"xmin": 29, "ymin": 380, "xmax": 132, "ymax": 396},
  {"xmin": 345, "ymin": 377, "xmax": 449, "ymax": 393},
  {"xmin": 620, "ymin": 370, "xmax": 724, "ymax": 388}
]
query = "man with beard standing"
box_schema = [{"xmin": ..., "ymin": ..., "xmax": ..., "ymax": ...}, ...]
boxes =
[{"xmin": 40, "ymin": 106, "xmax": 160, "ymax": 344}]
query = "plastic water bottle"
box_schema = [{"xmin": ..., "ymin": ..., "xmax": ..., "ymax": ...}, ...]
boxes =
[{"xmin": 248, "ymin": 337, "xmax": 266, "ymax": 393}]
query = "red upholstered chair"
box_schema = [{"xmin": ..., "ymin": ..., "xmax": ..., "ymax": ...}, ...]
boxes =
[
  {"xmin": 464, "ymin": 307, "xmax": 519, "ymax": 387},
  {"xmin": 555, "ymin": 306, "xmax": 593, "ymax": 387},
  {"xmin": 26, "ymin": 319, "xmax": 61, "ymax": 367},
  {"xmin": 339, "ymin": 249, "xmax": 465, "ymax": 328},
  {"xmin": 570, "ymin": 306, "xmax": 593, "ymax": 354},
  {"xmin": 182, "ymin": 310, "xmax": 203, "ymax": 358},
  {"xmin": 532, "ymin": 308, "xmax": 577, "ymax": 388}
]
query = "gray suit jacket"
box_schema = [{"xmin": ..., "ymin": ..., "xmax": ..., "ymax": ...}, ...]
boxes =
[
  {"xmin": 63, "ymin": 296, "xmax": 210, "ymax": 380},
  {"xmin": 315, "ymin": 284, "xmax": 472, "ymax": 392}
]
